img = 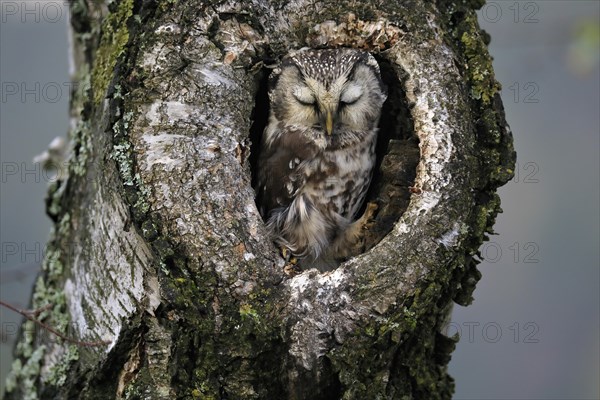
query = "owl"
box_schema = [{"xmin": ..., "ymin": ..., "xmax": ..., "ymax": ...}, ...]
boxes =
[{"xmin": 256, "ymin": 48, "xmax": 387, "ymax": 271}]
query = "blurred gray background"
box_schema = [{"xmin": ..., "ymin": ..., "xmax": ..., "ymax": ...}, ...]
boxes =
[{"xmin": 1, "ymin": 1, "xmax": 598, "ymax": 398}]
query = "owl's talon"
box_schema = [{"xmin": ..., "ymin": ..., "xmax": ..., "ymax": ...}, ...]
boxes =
[
  {"xmin": 281, "ymin": 247, "xmax": 299, "ymax": 263},
  {"xmin": 350, "ymin": 202, "xmax": 378, "ymax": 253},
  {"xmin": 362, "ymin": 202, "xmax": 379, "ymax": 230},
  {"xmin": 357, "ymin": 202, "xmax": 379, "ymax": 232},
  {"xmin": 283, "ymin": 262, "xmax": 302, "ymax": 276},
  {"xmin": 281, "ymin": 246, "xmax": 301, "ymax": 275}
]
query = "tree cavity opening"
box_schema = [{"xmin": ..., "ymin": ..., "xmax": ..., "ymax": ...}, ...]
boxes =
[{"xmin": 247, "ymin": 54, "xmax": 419, "ymax": 269}]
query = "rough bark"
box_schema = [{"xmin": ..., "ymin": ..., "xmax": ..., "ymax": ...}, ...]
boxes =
[{"xmin": 4, "ymin": 0, "xmax": 515, "ymax": 399}]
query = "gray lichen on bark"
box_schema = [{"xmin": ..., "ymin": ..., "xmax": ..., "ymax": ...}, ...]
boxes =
[{"xmin": 4, "ymin": 0, "xmax": 515, "ymax": 399}]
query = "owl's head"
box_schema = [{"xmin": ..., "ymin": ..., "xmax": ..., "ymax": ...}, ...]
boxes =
[{"xmin": 269, "ymin": 48, "xmax": 387, "ymax": 140}]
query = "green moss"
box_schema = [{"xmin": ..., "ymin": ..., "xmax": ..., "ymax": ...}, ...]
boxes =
[
  {"xmin": 402, "ymin": 306, "xmax": 418, "ymax": 331},
  {"xmin": 57, "ymin": 213, "xmax": 70, "ymax": 236},
  {"xmin": 159, "ymin": 0, "xmax": 179, "ymax": 13},
  {"xmin": 153, "ymin": 238, "xmax": 175, "ymax": 260},
  {"xmin": 436, "ymin": 5, "xmax": 515, "ymax": 320},
  {"xmin": 140, "ymin": 220, "xmax": 159, "ymax": 241},
  {"xmin": 110, "ymin": 107, "xmax": 151, "ymax": 223},
  {"xmin": 5, "ymin": 345, "xmax": 47, "ymax": 399},
  {"xmin": 42, "ymin": 248, "xmax": 63, "ymax": 277},
  {"xmin": 73, "ymin": 64, "xmax": 92, "ymax": 112},
  {"xmin": 67, "ymin": 63, "xmax": 93, "ymax": 179},
  {"xmin": 459, "ymin": 16, "xmax": 501, "ymax": 105},
  {"xmin": 31, "ymin": 278, "xmax": 69, "ymax": 335},
  {"xmin": 44, "ymin": 345, "xmax": 79, "ymax": 387},
  {"xmin": 439, "ymin": 3, "xmax": 502, "ymax": 106},
  {"xmin": 450, "ymin": 6, "xmax": 516, "ymax": 193},
  {"xmin": 14, "ymin": 320, "xmax": 36, "ymax": 360},
  {"xmin": 7, "ymin": 272, "xmax": 68, "ymax": 398},
  {"xmin": 7, "ymin": 210, "xmax": 79, "ymax": 394},
  {"xmin": 110, "ymin": 142, "xmax": 134, "ymax": 185},
  {"xmin": 121, "ymin": 364, "xmax": 163, "ymax": 399},
  {"xmin": 239, "ymin": 303, "xmax": 260, "ymax": 322},
  {"xmin": 46, "ymin": 181, "xmax": 63, "ymax": 218},
  {"xmin": 4, "ymin": 359, "xmax": 22, "ymax": 393},
  {"xmin": 191, "ymin": 361, "xmax": 221, "ymax": 398},
  {"xmin": 91, "ymin": 0, "xmax": 134, "ymax": 105},
  {"xmin": 70, "ymin": 120, "xmax": 92, "ymax": 177}
]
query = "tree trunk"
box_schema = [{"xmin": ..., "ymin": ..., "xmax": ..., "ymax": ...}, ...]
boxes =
[{"xmin": 4, "ymin": 0, "xmax": 515, "ymax": 399}]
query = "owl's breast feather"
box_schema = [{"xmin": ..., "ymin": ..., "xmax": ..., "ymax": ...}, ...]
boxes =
[{"xmin": 302, "ymin": 133, "xmax": 376, "ymax": 220}]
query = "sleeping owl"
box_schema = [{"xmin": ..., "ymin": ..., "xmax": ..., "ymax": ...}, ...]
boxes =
[{"xmin": 256, "ymin": 48, "xmax": 387, "ymax": 271}]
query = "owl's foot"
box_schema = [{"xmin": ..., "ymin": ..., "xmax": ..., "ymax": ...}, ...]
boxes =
[
  {"xmin": 332, "ymin": 201, "xmax": 379, "ymax": 260},
  {"xmin": 281, "ymin": 247, "xmax": 298, "ymax": 264},
  {"xmin": 351, "ymin": 202, "xmax": 379, "ymax": 252},
  {"xmin": 283, "ymin": 262, "xmax": 302, "ymax": 276},
  {"xmin": 281, "ymin": 247, "xmax": 302, "ymax": 276},
  {"xmin": 358, "ymin": 202, "xmax": 378, "ymax": 232}
]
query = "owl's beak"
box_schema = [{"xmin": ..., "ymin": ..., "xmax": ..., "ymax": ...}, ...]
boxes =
[{"xmin": 325, "ymin": 111, "xmax": 334, "ymax": 136}]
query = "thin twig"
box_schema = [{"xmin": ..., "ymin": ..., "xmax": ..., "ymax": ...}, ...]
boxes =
[
  {"xmin": 28, "ymin": 303, "xmax": 53, "ymax": 319},
  {"xmin": 0, "ymin": 300, "xmax": 111, "ymax": 347}
]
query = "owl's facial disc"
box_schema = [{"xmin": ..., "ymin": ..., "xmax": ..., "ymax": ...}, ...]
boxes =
[
  {"xmin": 292, "ymin": 86, "xmax": 315, "ymax": 105},
  {"xmin": 292, "ymin": 76, "xmax": 366, "ymax": 136},
  {"xmin": 292, "ymin": 83, "xmax": 336, "ymax": 135},
  {"xmin": 340, "ymin": 83, "xmax": 363, "ymax": 105}
]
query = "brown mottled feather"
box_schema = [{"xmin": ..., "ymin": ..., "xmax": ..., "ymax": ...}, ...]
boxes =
[{"xmin": 256, "ymin": 48, "xmax": 387, "ymax": 270}]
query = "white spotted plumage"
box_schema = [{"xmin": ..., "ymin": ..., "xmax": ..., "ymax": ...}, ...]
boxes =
[{"xmin": 256, "ymin": 48, "xmax": 387, "ymax": 270}]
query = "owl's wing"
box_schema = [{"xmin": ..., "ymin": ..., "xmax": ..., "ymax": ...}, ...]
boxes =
[{"xmin": 256, "ymin": 126, "xmax": 318, "ymax": 218}]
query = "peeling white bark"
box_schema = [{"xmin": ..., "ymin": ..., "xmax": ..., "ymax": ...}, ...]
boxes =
[{"xmin": 63, "ymin": 188, "xmax": 153, "ymax": 350}]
